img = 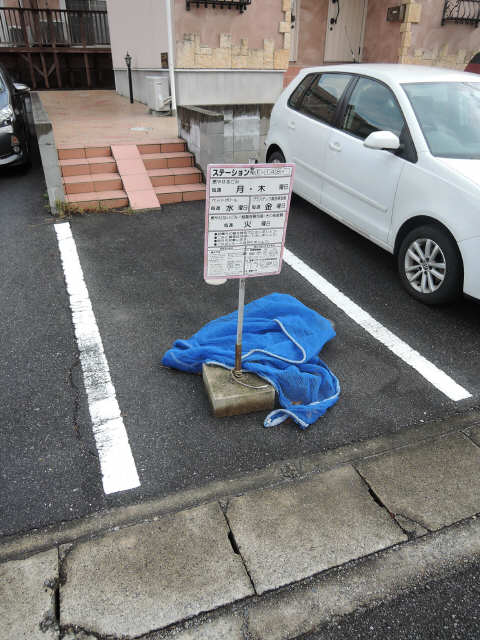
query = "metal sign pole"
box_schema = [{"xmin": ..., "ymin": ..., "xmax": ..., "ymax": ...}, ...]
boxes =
[
  {"xmin": 233, "ymin": 157, "xmax": 256, "ymax": 377},
  {"xmin": 234, "ymin": 277, "xmax": 246, "ymax": 376}
]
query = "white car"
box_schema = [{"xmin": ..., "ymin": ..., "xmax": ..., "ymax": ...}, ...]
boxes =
[{"xmin": 265, "ymin": 64, "xmax": 480, "ymax": 304}]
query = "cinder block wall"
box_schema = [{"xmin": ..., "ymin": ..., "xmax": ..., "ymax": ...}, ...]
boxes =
[{"xmin": 178, "ymin": 104, "xmax": 273, "ymax": 176}]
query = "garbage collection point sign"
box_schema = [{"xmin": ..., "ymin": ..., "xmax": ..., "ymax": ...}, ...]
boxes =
[{"xmin": 204, "ymin": 163, "xmax": 295, "ymax": 281}]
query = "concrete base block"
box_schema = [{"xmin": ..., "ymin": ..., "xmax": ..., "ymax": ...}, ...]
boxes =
[{"xmin": 202, "ymin": 364, "xmax": 275, "ymax": 418}]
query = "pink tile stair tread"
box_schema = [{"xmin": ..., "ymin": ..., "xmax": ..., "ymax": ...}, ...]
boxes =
[
  {"xmin": 66, "ymin": 190, "xmax": 127, "ymax": 203},
  {"xmin": 147, "ymin": 167, "xmax": 201, "ymax": 177},
  {"xmin": 115, "ymin": 160, "xmax": 146, "ymax": 176},
  {"xmin": 128, "ymin": 191, "xmax": 161, "ymax": 209},
  {"xmin": 111, "ymin": 144, "xmax": 139, "ymax": 159},
  {"xmin": 87, "ymin": 157, "xmax": 115, "ymax": 165},
  {"xmin": 60, "ymin": 158, "xmax": 89, "ymax": 166},
  {"xmin": 60, "ymin": 141, "xmax": 204, "ymax": 211},
  {"xmin": 111, "ymin": 144, "xmax": 159, "ymax": 209},
  {"xmin": 154, "ymin": 184, "xmax": 205, "ymax": 194},
  {"xmin": 63, "ymin": 172, "xmax": 121, "ymax": 183},
  {"xmin": 141, "ymin": 152, "xmax": 192, "ymax": 159},
  {"xmin": 121, "ymin": 174, "xmax": 153, "ymax": 191}
]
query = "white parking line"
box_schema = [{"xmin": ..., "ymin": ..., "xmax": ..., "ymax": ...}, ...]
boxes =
[
  {"xmin": 283, "ymin": 249, "xmax": 472, "ymax": 402},
  {"xmin": 55, "ymin": 223, "xmax": 140, "ymax": 494}
]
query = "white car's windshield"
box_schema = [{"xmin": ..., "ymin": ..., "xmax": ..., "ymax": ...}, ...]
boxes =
[{"xmin": 403, "ymin": 81, "xmax": 480, "ymax": 159}]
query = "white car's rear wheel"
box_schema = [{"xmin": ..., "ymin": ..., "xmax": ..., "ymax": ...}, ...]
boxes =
[{"xmin": 398, "ymin": 225, "xmax": 462, "ymax": 305}]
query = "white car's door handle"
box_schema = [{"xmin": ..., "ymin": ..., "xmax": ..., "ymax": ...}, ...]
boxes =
[
  {"xmin": 329, "ymin": 141, "xmax": 342, "ymax": 152},
  {"xmin": 288, "ymin": 121, "xmax": 296, "ymax": 130}
]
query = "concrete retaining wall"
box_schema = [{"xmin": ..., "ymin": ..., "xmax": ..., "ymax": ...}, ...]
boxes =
[
  {"xmin": 178, "ymin": 104, "xmax": 273, "ymax": 175},
  {"xmin": 175, "ymin": 69, "xmax": 284, "ymax": 107},
  {"xmin": 114, "ymin": 69, "xmax": 170, "ymax": 105},
  {"xmin": 115, "ymin": 68, "xmax": 284, "ymax": 108},
  {"xmin": 31, "ymin": 92, "xmax": 64, "ymax": 215}
]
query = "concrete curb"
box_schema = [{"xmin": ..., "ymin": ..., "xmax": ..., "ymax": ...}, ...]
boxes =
[
  {"xmin": 31, "ymin": 92, "xmax": 64, "ymax": 215},
  {"xmin": 2, "ymin": 409, "xmax": 480, "ymax": 639},
  {"xmin": 2, "ymin": 407, "xmax": 479, "ymax": 563}
]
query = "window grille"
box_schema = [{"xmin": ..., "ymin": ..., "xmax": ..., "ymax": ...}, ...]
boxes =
[
  {"xmin": 186, "ymin": 0, "xmax": 252, "ymax": 14},
  {"xmin": 442, "ymin": 0, "xmax": 480, "ymax": 27}
]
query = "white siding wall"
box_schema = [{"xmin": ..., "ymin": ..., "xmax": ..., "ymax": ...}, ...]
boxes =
[{"xmin": 106, "ymin": 0, "xmax": 168, "ymax": 70}]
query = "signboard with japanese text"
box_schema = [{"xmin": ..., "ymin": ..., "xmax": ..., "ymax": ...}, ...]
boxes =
[{"xmin": 204, "ymin": 163, "xmax": 295, "ymax": 280}]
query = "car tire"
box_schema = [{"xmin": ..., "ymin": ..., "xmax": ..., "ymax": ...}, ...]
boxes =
[
  {"xmin": 397, "ymin": 224, "xmax": 462, "ymax": 305},
  {"xmin": 20, "ymin": 146, "xmax": 31, "ymax": 170},
  {"xmin": 267, "ymin": 150, "xmax": 286, "ymax": 163}
]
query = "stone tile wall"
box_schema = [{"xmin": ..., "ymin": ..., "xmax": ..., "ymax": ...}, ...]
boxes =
[
  {"xmin": 176, "ymin": 0, "xmax": 292, "ymax": 70},
  {"xmin": 398, "ymin": 0, "xmax": 478, "ymax": 70}
]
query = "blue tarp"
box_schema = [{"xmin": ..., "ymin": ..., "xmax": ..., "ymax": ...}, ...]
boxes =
[{"xmin": 162, "ymin": 293, "xmax": 340, "ymax": 429}]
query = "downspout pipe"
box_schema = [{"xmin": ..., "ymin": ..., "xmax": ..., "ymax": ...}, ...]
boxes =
[{"xmin": 166, "ymin": 0, "xmax": 177, "ymax": 116}]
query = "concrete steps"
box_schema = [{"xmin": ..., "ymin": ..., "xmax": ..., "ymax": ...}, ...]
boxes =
[
  {"xmin": 141, "ymin": 152, "xmax": 194, "ymax": 170},
  {"xmin": 58, "ymin": 140, "xmax": 205, "ymax": 211},
  {"xmin": 63, "ymin": 173, "xmax": 123, "ymax": 195},
  {"xmin": 154, "ymin": 183, "xmax": 207, "ymax": 204},
  {"xmin": 148, "ymin": 167, "xmax": 202, "ymax": 187},
  {"xmin": 65, "ymin": 190, "xmax": 129, "ymax": 211}
]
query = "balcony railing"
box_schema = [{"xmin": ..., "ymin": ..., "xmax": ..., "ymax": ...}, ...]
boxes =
[
  {"xmin": 442, "ymin": 0, "xmax": 480, "ymax": 26},
  {"xmin": 0, "ymin": 8, "xmax": 110, "ymax": 48},
  {"xmin": 186, "ymin": 0, "xmax": 252, "ymax": 13}
]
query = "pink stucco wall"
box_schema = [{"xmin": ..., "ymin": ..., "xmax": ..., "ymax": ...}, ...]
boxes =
[
  {"xmin": 411, "ymin": 0, "xmax": 479, "ymax": 58},
  {"xmin": 362, "ymin": 0, "xmax": 402, "ymax": 63},
  {"xmin": 295, "ymin": 0, "xmax": 329, "ymax": 66},
  {"xmin": 173, "ymin": 0, "xmax": 283, "ymax": 50},
  {"xmin": 294, "ymin": 0, "xmax": 403, "ymax": 67}
]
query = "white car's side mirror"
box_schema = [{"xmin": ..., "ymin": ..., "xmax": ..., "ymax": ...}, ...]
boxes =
[{"xmin": 364, "ymin": 131, "xmax": 400, "ymax": 151}]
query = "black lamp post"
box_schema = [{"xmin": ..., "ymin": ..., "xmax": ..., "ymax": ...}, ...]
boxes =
[{"xmin": 125, "ymin": 51, "xmax": 133, "ymax": 104}]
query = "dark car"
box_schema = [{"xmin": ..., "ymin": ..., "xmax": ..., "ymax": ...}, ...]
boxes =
[{"xmin": 0, "ymin": 64, "xmax": 31, "ymax": 168}]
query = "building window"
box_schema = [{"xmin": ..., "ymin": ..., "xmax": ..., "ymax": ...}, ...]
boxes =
[{"xmin": 66, "ymin": 0, "xmax": 107, "ymax": 10}]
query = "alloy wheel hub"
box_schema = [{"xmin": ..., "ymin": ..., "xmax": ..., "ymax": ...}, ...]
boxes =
[{"xmin": 404, "ymin": 238, "xmax": 446, "ymax": 294}]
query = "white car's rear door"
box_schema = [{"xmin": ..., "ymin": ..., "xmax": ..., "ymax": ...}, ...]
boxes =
[
  {"xmin": 322, "ymin": 77, "xmax": 408, "ymax": 244},
  {"xmin": 286, "ymin": 73, "xmax": 353, "ymax": 206}
]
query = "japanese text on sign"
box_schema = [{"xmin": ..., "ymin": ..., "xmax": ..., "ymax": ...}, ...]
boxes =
[{"xmin": 204, "ymin": 164, "xmax": 295, "ymax": 280}]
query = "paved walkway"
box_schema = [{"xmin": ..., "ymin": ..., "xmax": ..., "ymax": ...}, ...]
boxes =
[
  {"xmin": 38, "ymin": 90, "xmax": 178, "ymax": 148},
  {"xmin": 2, "ymin": 410, "xmax": 480, "ymax": 639}
]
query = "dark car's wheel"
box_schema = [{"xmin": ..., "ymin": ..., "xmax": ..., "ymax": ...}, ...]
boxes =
[
  {"xmin": 267, "ymin": 149, "xmax": 286, "ymax": 163},
  {"xmin": 397, "ymin": 224, "xmax": 462, "ymax": 305},
  {"xmin": 19, "ymin": 141, "xmax": 31, "ymax": 169}
]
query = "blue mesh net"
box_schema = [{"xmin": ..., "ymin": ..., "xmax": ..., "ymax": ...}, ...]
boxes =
[{"xmin": 162, "ymin": 293, "xmax": 340, "ymax": 428}]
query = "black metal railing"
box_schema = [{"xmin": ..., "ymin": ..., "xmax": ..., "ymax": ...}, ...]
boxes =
[
  {"xmin": 442, "ymin": 0, "xmax": 480, "ymax": 26},
  {"xmin": 0, "ymin": 8, "xmax": 110, "ymax": 48},
  {"xmin": 186, "ymin": 0, "xmax": 252, "ymax": 13}
]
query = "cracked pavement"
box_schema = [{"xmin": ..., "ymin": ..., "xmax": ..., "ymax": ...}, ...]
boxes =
[
  {"xmin": 3, "ymin": 150, "xmax": 480, "ymax": 639},
  {"xmin": 2, "ymin": 413, "xmax": 480, "ymax": 639}
]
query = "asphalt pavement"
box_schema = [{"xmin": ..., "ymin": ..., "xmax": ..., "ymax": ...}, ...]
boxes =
[
  {"xmin": 1, "ymin": 158, "xmax": 480, "ymax": 538},
  {"xmin": 2, "ymin": 160, "xmax": 480, "ymax": 639},
  {"xmin": 302, "ymin": 560, "xmax": 480, "ymax": 640},
  {"xmin": 67, "ymin": 196, "xmax": 479, "ymax": 504},
  {"xmin": 0, "ymin": 154, "xmax": 106, "ymax": 537}
]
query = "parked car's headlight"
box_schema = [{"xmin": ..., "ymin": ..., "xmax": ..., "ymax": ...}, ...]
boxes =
[{"xmin": 0, "ymin": 105, "xmax": 14, "ymax": 126}]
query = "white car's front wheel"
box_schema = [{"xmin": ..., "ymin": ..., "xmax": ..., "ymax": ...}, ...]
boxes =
[{"xmin": 398, "ymin": 225, "xmax": 462, "ymax": 305}]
